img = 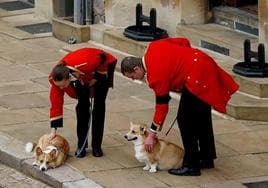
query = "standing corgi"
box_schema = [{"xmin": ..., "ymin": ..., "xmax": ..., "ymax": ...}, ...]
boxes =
[{"xmin": 124, "ymin": 122, "xmax": 184, "ymax": 173}]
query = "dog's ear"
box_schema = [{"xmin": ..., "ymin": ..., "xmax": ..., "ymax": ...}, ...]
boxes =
[
  {"xmin": 140, "ymin": 123, "xmax": 147, "ymax": 129},
  {"xmin": 50, "ymin": 149, "xmax": 57, "ymax": 159},
  {"xmin": 36, "ymin": 147, "xmax": 43, "ymax": 156},
  {"xmin": 140, "ymin": 124, "xmax": 147, "ymax": 134}
]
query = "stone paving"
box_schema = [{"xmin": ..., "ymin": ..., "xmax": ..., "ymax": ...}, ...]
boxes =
[
  {"xmin": 0, "ymin": 3, "xmax": 268, "ymax": 188},
  {"xmin": 0, "ymin": 162, "xmax": 51, "ymax": 188}
]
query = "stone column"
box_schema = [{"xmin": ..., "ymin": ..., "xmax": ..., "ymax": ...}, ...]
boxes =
[
  {"xmin": 35, "ymin": 0, "xmax": 53, "ymax": 22},
  {"xmin": 258, "ymin": 0, "xmax": 268, "ymax": 61}
]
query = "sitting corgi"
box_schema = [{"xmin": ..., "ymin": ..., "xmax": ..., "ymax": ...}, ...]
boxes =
[
  {"xmin": 25, "ymin": 134, "xmax": 70, "ymax": 171},
  {"xmin": 124, "ymin": 122, "xmax": 184, "ymax": 173}
]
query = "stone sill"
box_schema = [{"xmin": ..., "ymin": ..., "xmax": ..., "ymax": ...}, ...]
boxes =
[{"xmin": 52, "ymin": 17, "xmax": 90, "ymax": 43}]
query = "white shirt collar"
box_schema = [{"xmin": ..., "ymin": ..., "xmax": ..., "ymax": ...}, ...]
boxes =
[{"xmin": 142, "ymin": 56, "xmax": 147, "ymax": 72}]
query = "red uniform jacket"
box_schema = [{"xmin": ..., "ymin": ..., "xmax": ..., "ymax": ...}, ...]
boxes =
[
  {"xmin": 49, "ymin": 48, "xmax": 117, "ymax": 127},
  {"xmin": 144, "ymin": 38, "xmax": 239, "ymax": 127}
]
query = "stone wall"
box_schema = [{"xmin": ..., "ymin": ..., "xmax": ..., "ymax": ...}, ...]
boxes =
[{"xmin": 37, "ymin": 0, "xmax": 208, "ymax": 35}]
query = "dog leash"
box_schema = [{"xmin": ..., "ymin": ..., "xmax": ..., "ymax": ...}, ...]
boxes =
[
  {"xmin": 165, "ymin": 117, "xmax": 177, "ymax": 136},
  {"xmin": 75, "ymin": 97, "xmax": 93, "ymax": 157}
]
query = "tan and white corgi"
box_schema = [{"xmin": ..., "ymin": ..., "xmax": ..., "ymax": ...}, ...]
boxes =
[
  {"xmin": 25, "ymin": 134, "xmax": 70, "ymax": 171},
  {"xmin": 124, "ymin": 122, "xmax": 184, "ymax": 173}
]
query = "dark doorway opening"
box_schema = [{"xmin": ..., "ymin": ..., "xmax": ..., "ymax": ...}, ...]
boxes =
[
  {"xmin": 226, "ymin": 0, "xmax": 257, "ymax": 7},
  {"xmin": 209, "ymin": 0, "xmax": 258, "ymax": 14}
]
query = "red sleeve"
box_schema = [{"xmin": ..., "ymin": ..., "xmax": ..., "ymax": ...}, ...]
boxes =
[
  {"xmin": 151, "ymin": 82, "xmax": 170, "ymax": 126},
  {"xmin": 95, "ymin": 55, "xmax": 107, "ymax": 72},
  {"xmin": 95, "ymin": 51, "xmax": 117, "ymax": 72},
  {"xmin": 49, "ymin": 83, "xmax": 64, "ymax": 120},
  {"xmin": 153, "ymin": 103, "xmax": 169, "ymax": 126},
  {"xmin": 148, "ymin": 74, "xmax": 171, "ymax": 127}
]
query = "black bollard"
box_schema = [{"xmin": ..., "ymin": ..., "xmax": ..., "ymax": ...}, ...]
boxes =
[
  {"xmin": 232, "ymin": 39, "xmax": 268, "ymax": 77},
  {"xmin": 258, "ymin": 43, "xmax": 265, "ymax": 69},
  {"xmin": 123, "ymin": 3, "xmax": 168, "ymax": 41},
  {"xmin": 136, "ymin": 4, "xmax": 142, "ymax": 28},
  {"xmin": 149, "ymin": 8, "xmax": 156, "ymax": 34},
  {"xmin": 244, "ymin": 39, "xmax": 251, "ymax": 65}
]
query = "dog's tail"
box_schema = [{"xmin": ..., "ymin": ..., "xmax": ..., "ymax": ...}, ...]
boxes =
[{"xmin": 25, "ymin": 142, "xmax": 37, "ymax": 153}]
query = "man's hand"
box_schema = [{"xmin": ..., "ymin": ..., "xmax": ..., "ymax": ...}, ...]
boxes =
[
  {"xmin": 145, "ymin": 131, "xmax": 156, "ymax": 153},
  {"xmin": 48, "ymin": 128, "xmax": 57, "ymax": 141},
  {"xmin": 89, "ymin": 79, "xmax": 97, "ymax": 86}
]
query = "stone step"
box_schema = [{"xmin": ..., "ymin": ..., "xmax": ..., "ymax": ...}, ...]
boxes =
[
  {"xmin": 102, "ymin": 27, "xmax": 147, "ymax": 57},
  {"xmin": 176, "ymin": 23, "xmax": 258, "ymax": 60},
  {"xmin": 227, "ymin": 92, "xmax": 268, "ymax": 122},
  {"xmin": 213, "ymin": 6, "xmax": 258, "ymax": 36}
]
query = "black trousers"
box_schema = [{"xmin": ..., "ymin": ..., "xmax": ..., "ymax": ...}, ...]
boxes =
[
  {"xmin": 177, "ymin": 88, "xmax": 216, "ymax": 168},
  {"xmin": 73, "ymin": 76, "xmax": 109, "ymax": 149}
]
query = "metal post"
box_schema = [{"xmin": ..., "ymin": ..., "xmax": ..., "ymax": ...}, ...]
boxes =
[
  {"xmin": 258, "ymin": 43, "xmax": 265, "ymax": 69},
  {"xmin": 150, "ymin": 8, "xmax": 156, "ymax": 33},
  {"xmin": 136, "ymin": 3, "xmax": 142, "ymax": 28},
  {"xmin": 74, "ymin": 0, "xmax": 85, "ymax": 25},
  {"xmin": 244, "ymin": 39, "xmax": 251, "ymax": 64}
]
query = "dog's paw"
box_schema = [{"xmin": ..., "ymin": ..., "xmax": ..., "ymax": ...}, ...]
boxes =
[
  {"xmin": 149, "ymin": 168, "xmax": 157, "ymax": 173},
  {"xmin": 143, "ymin": 165, "xmax": 150, "ymax": 171}
]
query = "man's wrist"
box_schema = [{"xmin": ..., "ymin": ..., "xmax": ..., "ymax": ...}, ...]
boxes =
[
  {"xmin": 150, "ymin": 122, "xmax": 162, "ymax": 132},
  {"xmin": 51, "ymin": 127, "xmax": 57, "ymax": 133},
  {"xmin": 149, "ymin": 130, "xmax": 157, "ymax": 137}
]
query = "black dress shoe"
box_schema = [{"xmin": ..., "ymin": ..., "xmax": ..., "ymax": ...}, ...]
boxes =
[
  {"xmin": 200, "ymin": 160, "xmax": 214, "ymax": 169},
  {"xmin": 75, "ymin": 148, "xmax": 86, "ymax": 158},
  {"xmin": 168, "ymin": 166, "xmax": 201, "ymax": 176},
  {"xmin": 92, "ymin": 148, "xmax": 103, "ymax": 157}
]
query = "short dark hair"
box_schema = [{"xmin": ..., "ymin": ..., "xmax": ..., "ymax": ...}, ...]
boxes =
[
  {"xmin": 51, "ymin": 61, "xmax": 70, "ymax": 81},
  {"xmin": 121, "ymin": 56, "xmax": 143, "ymax": 75}
]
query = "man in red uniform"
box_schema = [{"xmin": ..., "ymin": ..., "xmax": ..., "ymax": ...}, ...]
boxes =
[
  {"xmin": 121, "ymin": 37, "xmax": 239, "ymax": 176},
  {"xmin": 49, "ymin": 48, "xmax": 117, "ymax": 158}
]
